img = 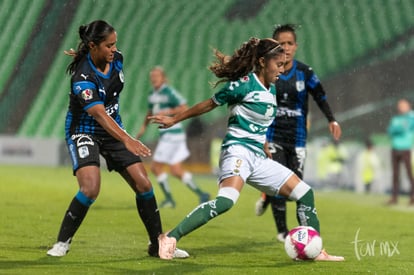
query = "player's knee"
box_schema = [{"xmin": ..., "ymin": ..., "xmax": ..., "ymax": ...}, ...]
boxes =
[
  {"xmin": 76, "ymin": 190, "xmax": 96, "ymax": 207},
  {"xmin": 181, "ymin": 171, "xmax": 192, "ymax": 182},
  {"xmin": 79, "ymin": 184, "xmax": 100, "ymax": 199},
  {"xmin": 215, "ymin": 196, "xmax": 234, "ymax": 214},
  {"xmin": 216, "ymin": 187, "xmax": 240, "ymax": 214},
  {"xmin": 288, "ymin": 180, "xmax": 311, "ymax": 201}
]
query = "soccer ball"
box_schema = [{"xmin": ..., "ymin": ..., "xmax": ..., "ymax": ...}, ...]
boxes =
[{"xmin": 284, "ymin": 226, "xmax": 322, "ymax": 260}]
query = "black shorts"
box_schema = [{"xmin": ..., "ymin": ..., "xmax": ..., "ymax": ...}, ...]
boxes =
[
  {"xmin": 67, "ymin": 134, "xmax": 142, "ymax": 174},
  {"xmin": 267, "ymin": 142, "xmax": 304, "ymax": 179}
]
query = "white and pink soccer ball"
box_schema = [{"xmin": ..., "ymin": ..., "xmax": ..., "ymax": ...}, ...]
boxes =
[{"xmin": 284, "ymin": 226, "xmax": 323, "ymax": 260}]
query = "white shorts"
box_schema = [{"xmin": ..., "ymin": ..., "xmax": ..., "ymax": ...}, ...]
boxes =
[
  {"xmin": 153, "ymin": 133, "xmax": 190, "ymax": 165},
  {"xmin": 217, "ymin": 145, "xmax": 294, "ymax": 196}
]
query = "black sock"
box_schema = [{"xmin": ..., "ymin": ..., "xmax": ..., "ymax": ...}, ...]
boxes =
[
  {"xmin": 57, "ymin": 197, "xmax": 90, "ymax": 243},
  {"xmin": 135, "ymin": 190, "xmax": 162, "ymax": 248},
  {"xmin": 270, "ymin": 196, "xmax": 288, "ymax": 234}
]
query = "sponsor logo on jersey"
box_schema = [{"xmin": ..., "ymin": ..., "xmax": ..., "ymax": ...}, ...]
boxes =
[
  {"xmin": 105, "ymin": 104, "xmax": 119, "ymax": 116},
  {"xmin": 74, "ymin": 135, "xmax": 95, "ymax": 147},
  {"xmin": 77, "ymin": 136, "xmax": 94, "ymax": 147},
  {"xmin": 81, "ymin": 89, "xmax": 93, "ymax": 100},
  {"xmin": 276, "ymin": 107, "xmax": 302, "ymax": 117},
  {"xmin": 296, "ymin": 80, "xmax": 305, "ymax": 92}
]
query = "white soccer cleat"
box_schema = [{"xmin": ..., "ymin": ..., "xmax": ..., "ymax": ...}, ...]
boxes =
[
  {"xmin": 276, "ymin": 232, "xmax": 287, "ymax": 243},
  {"xmin": 173, "ymin": 248, "xmax": 189, "ymax": 259},
  {"xmin": 314, "ymin": 249, "xmax": 345, "ymax": 261},
  {"xmin": 158, "ymin": 233, "xmax": 177, "ymax": 260},
  {"xmin": 255, "ymin": 197, "xmax": 267, "ymax": 216},
  {"xmin": 47, "ymin": 241, "xmax": 70, "ymax": 257}
]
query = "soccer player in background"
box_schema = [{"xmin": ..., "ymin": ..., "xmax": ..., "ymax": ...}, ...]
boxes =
[
  {"xmin": 255, "ymin": 24, "xmax": 342, "ymax": 242},
  {"xmin": 150, "ymin": 37, "xmax": 344, "ymax": 261},
  {"xmin": 387, "ymin": 99, "xmax": 414, "ymax": 205},
  {"xmin": 137, "ymin": 66, "xmax": 210, "ymax": 208},
  {"xmin": 46, "ymin": 20, "xmax": 188, "ymax": 259},
  {"xmin": 356, "ymin": 138, "xmax": 381, "ymax": 193}
]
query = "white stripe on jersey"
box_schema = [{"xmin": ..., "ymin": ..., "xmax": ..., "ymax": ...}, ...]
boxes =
[
  {"xmin": 228, "ymin": 91, "xmax": 276, "ymax": 125},
  {"xmin": 213, "ymin": 73, "xmax": 276, "ymax": 156}
]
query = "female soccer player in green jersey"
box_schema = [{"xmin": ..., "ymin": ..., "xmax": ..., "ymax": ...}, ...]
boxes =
[
  {"xmin": 150, "ymin": 37, "xmax": 344, "ymax": 261},
  {"xmin": 137, "ymin": 66, "xmax": 210, "ymax": 207}
]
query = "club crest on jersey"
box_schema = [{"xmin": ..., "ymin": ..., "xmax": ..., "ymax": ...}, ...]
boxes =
[
  {"xmin": 78, "ymin": 146, "xmax": 89, "ymax": 159},
  {"xmin": 81, "ymin": 89, "xmax": 93, "ymax": 100},
  {"xmin": 296, "ymin": 80, "xmax": 305, "ymax": 92},
  {"xmin": 241, "ymin": 75, "xmax": 249, "ymax": 83}
]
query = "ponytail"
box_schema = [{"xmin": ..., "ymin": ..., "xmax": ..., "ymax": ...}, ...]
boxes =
[
  {"xmin": 66, "ymin": 20, "xmax": 115, "ymax": 74},
  {"xmin": 209, "ymin": 37, "xmax": 283, "ymax": 87}
]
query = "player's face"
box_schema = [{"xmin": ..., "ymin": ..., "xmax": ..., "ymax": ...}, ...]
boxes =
[
  {"xmin": 263, "ymin": 54, "xmax": 285, "ymax": 86},
  {"xmin": 150, "ymin": 69, "xmax": 166, "ymax": 90},
  {"xmin": 275, "ymin": 31, "xmax": 297, "ymax": 67},
  {"xmin": 93, "ymin": 31, "xmax": 118, "ymax": 64},
  {"xmin": 397, "ymin": 99, "xmax": 411, "ymax": 114}
]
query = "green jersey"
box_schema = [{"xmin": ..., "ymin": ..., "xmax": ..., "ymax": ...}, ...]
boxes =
[
  {"xmin": 387, "ymin": 110, "xmax": 414, "ymax": 150},
  {"xmin": 148, "ymin": 84, "xmax": 186, "ymax": 135},
  {"xmin": 212, "ymin": 72, "xmax": 277, "ymax": 157}
]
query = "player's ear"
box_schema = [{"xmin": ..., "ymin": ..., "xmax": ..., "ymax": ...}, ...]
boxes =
[
  {"xmin": 88, "ymin": 41, "xmax": 96, "ymax": 50},
  {"xmin": 259, "ymin": 57, "xmax": 265, "ymax": 68}
]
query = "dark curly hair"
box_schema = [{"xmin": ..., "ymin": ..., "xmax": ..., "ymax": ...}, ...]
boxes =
[{"xmin": 66, "ymin": 20, "xmax": 115, "ymax": 74}]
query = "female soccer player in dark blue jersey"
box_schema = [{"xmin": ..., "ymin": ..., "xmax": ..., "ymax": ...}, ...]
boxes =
[
  {"xmin": 47, "ymin": 20, "xmax": 187, "ymax": 258},
  {"xmin": 255, "ymin": 24, "xmax": 342, "ymax": 242}
]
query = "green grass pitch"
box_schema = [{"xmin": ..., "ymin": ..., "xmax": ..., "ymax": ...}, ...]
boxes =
[{"xmin": 0, "ymin": 165, "xmax": 413, "ymax": 274}]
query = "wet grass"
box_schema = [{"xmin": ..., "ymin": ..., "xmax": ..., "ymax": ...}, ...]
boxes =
[{"xmin": 0, "ymin": 165, "xmax": 413, "ymax": 274}]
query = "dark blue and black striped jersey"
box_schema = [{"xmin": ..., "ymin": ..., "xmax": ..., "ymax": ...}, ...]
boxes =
[
  {"xmin": 65, "ymin": 51, "xmax": 125, "ymax": 139},
  {"xmin": 266, "ymin": 60, "xmax": 335, "ymax": 148}
]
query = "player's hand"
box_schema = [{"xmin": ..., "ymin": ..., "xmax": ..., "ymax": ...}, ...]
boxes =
[
  {"xmin": 64, "ymin": 48, "xmax": 76, "ymax": 57},
  {"xmin": 124, "ymin": 138, "xmax": 151, "ymax": 157},
  {"xmin": 329, "ymin": 121, "xmax": 342, "ymax": 141},
  {"xmin": 264, "ymin": 142, "xmax": 272, "ymax": 158},
  {"xmin": 148, "ymin": 115, "xmax": 175, "ymax": 129}
]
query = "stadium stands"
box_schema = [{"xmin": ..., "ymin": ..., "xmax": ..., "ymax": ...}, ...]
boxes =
[
  {"xmin": 0, "ymin": 0, "xmax": 45, "ymax": 95},
  {"xmin": 13, "ymin": 0, "xmax": 414, "ymax": 140}
]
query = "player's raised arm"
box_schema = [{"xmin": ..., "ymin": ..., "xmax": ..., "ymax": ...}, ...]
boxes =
[{"xmin": 149, "ymin": 98, "xmax": 218, "ymax": 128}]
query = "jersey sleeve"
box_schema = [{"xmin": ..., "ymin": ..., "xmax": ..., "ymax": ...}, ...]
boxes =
[
  {"xmin": 306, "ymin": 67, "xmax": 336, "ymax": 122},
  {"xmin": 169, "ymin": 88, "xmax": 187, "ymax": 107},
  {"xmin": 71, "ymin": 79, "xmax": 103, "ymax": 111},
  {"xmin": 212, "ymin": 80, "xmax": 246, "ymax": 106}
]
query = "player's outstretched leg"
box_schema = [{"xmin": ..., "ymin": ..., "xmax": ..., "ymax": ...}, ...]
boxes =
[
  {"xmin": 136, "ymin": 189, "xmax": 189, "ymax": 259},
  {"xmin": 47, "ymin": 191, "xmax": 93, "ymax": 257},
  {"xmin": 135, "ymin": 189, "xmax": 163, "ymax": 257},
  {"xmin": 255, "ymin": 192, "xmax": 270, "ymax": 216},
  {"xmin": 158, "ymin": 187, "xmax": 238, "ymax": 259},
  {"xmin": 270, "ymin": 195, "xmax": 289, "ymax": 242},
  {"xmin": 288, "ymin": 181, "xmax": 344, "ymax": 261}
]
